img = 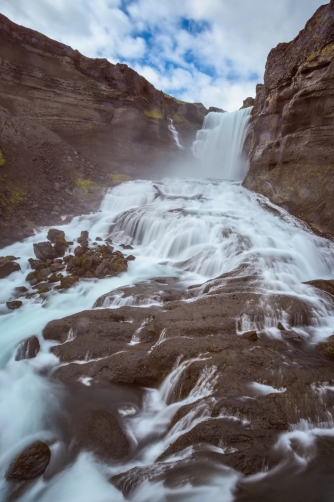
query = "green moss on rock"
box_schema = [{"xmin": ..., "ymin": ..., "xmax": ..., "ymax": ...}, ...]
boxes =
[
  {"xmin": 144, "ymin": 109, "xmax": 163, "ymax": 119},
  {"xmin": 0, "ymin": 150, "xmax": 6, "ymax": 167}
]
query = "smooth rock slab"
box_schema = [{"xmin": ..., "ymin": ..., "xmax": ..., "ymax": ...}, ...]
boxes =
[
  {"xmin": 75, "ymin": 410, "xmax": 130, "ymax": 461},
  {"xmin": 5, "ymin": 441, "xmax": 51, "ymax": 481}
]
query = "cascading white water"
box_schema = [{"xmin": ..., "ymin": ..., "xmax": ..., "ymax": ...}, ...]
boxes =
[
  {"xmin": 168, "ymin": 118, "xmax": 184, "ymax": 150},
  {"xmin": 193, "ymin": 108, "xmax": 252, "ymax": 180},
  {"xmin": 0, "ymin": 104, "xmax": 334, "ymax": 500}
]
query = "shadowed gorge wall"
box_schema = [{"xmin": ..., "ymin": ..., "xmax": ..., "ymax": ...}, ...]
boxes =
[{"xmin": 243, "ymin": 1, "xmax": 334, "ymax": 236}]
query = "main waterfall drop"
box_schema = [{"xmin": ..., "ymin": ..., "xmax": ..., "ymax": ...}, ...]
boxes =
[{"xmin": 193, "ymin": 108, "xmax": 252, "ymax": 181}]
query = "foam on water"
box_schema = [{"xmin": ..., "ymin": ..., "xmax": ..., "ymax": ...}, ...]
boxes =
[{"xmin": 1, "ymin": 177, "xmax": 334, "ymax": 499}]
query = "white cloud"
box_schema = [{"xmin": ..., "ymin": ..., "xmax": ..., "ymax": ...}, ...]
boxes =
[{"xmin": 0, "ymin": 0, "xmax": 327, "ymax": 110}]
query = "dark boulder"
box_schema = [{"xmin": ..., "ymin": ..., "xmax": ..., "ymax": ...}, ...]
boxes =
[
  {"xmin": 5, "ymin": 441, "xmax": 51, "ymax": 481},
  {"xmin": 14, "ymin": 286, "xmax": 28, "ymax": 298},
  {"xmin": 54, "ymin": 236, "xmax": 69, "ymax": 257},
  {"xmin": 241, "ymin": 330, "xmax": 258, "ymax": 341},
  {"xmin": 47, "ymin": 228, "xmax": 65, "ymax": 243},
  {"xmin": 0, "ymin": 257, "xmax": 21, "ymax": 278},
  {"xmin": 6, "ymin": 301, "xmax": 22, "ymax": 310},
  {"xmin": 33, "ymin": 242, "xmax": 57, "ymax": 261},
  {"xmin": 15, "ymin": 336, "xmax": 40, "ymax": 361},
  {"xmin": 77, "ymin": 231, "xmax": 89, "ymax": 247},
  {"xmin": 28, "ymin": 258, "xmax": 46, "ymax": 271}
]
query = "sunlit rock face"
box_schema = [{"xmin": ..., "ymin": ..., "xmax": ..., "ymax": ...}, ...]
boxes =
[
  {"xmin": 243, "ymin": 1, "xmax": 334, "ymax": 236},
  {"xmin": 0, "ymin": 13, "xmax": 207, "ymax": 247}
]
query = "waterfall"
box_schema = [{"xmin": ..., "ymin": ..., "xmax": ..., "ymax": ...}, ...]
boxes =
[
  {"xmin": 192, "ymin": 107, "xmax": 252, "ymax": 181},
  {"xmin": 168, "ymin": 118, "xmax": 184, "ymax": 149}
]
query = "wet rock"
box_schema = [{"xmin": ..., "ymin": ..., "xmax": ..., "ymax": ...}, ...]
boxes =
[
  {"xmin": 120, "ymin": 244, "xmax": 134, "ymax": 250},
  {"xmin": 26, "ymin": 268, "xmax": 51, "ymax": 285},
  {"xmin": 95, "ymin": 263, "xmax": 109, "ymax": 278},
  {"xmin": 14, "ymin": 286, "xmax": 28, "ymax": 298},
  {"xmin": 5, "ymin": 441, "xmax": 51, "ymax": 481},
  {"xmin": 28, "ymin": 258, "xmax": 47, "ymax": 271},
  {"xmin": 304, "ymin": 280, "xmax": 334, "ymax": 297},
  {"xmin": 47, "ymin": 228, "xmax": 65, "ymax": 243},
  {"xmin": 126, "ymin": 255, "xmax": 136, "ymax": 261},
  {"xmin": 0, "ymin": 257, "xmax": 21, "ymax": 278},
  {"xmin": 6, "ymin": 301, "xmax": 22, "ymax": 310},
  {"xmin": 96, "ymin": 237, "xmax": 102, "ymax": 241},
  {"xmin": 109, "ymin": 256, "xmax": 128, "ymax": 275},
  {"xmin": 74, "ymin": 246, "xmax": 85, "ymax": 257},
  {"xmin": 33, "ymin": 242, "xmax": 57, "ymax": 261},
  {"xmin": 241, "ymin": 330, "xmax": 258, "ymax": 341},
  {"xmin": 50, "ymin": 261, "xmax": 65, "ymax": 273},
  {"xmin": 58, "ymin": 275, "xmax": 79, "ymax": 289},
  {"xmin": 77, "ymin": 230, "xmax": 89, "ymax": 247},
  {"xmin": 15, "ymin": 336, "xmax": 40, "ymax": 361},
  {"xmin": 157, "ymin": 418, "xmax": 262, "ymax": 474},
  {"xmin": 319, "ymin": 335, "xmax": 334, "ymax": 357},
  {"xmin": 277, "ymin": 322, "xmax": 285, "ymax": 330},
  {"xmin": 75, "ymin": 410, "xmax": 130, "ymax": 461},
  {"xmin": 54, "ymin": 236, "xmax": 69, "ymax": 257}
]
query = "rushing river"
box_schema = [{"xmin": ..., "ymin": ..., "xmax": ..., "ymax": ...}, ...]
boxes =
[{"xmin": 1, "ymin": 109, "xmax": 334, "ymax": 501}]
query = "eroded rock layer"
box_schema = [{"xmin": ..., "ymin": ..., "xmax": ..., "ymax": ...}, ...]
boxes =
[{"xmin": 243, "ymin": 1, "xmax": 334, "ymax": 236}]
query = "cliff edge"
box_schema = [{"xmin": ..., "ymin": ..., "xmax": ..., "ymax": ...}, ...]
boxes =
[
  {"xmin": 0, "ymin": 13, "xmax": 207, "ymax": 247},
  {"xmin": 243, "ymin": 1, "xmax": 334, "ymax": 236}
]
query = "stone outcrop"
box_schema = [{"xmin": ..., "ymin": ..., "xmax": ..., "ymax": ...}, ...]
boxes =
[
  {"xmin": 6, "ymin": 441, "xmax": 51, "ymax": 481},
  {"xmin": 243, "ymin": 1, "xmax": 334, "ymax": 236},
  {"xmin": 0, "ymin": 256, "xmax": 20, "ymax": 278},
  {"xmin": 0, "ymin": 13, "xmax": 207, "ymax": 247}
]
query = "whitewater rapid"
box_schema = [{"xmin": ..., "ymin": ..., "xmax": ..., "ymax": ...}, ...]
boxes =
[{"xmin": 1, "ymin": 176, "xmax": 334, "ymax": 500}]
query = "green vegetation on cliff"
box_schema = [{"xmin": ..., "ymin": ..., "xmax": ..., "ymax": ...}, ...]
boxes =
[
  {"xmin": 111, "ymin": 174, "xmax": 131, "ymax": 185},
  {"xmin": 0, "ymin": 150, "xmax": 6, "ymax": 167},
  {"xmin": 76, "ymin": 178, "xmax": 93, "ymax": 194},
  {"xmin": 144, "ymin": 109, "xmax": 163, "ymax": 119}
]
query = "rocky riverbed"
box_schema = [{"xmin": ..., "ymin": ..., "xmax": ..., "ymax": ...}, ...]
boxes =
[{"xmin": 1, "ymin": 178, "xmax": 334, "ymax": 501}]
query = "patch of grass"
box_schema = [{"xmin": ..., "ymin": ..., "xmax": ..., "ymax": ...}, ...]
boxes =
[
  {"xmin": 0, "ymin": 150, "xmax": 6, "ymax": 167},
  {"xmin": 76, "ymin": 178, "xmax": 93, "ymax": 194},
  {"xmin": 111, "ymin": 173, "xmax": 131, "ymax": 185},
  {"xmin": 144, "ymin": 109, "xmax": 163, "ymax": 119}
]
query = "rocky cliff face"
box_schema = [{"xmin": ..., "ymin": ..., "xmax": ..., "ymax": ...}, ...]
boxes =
[
  {"xmin": 0, "ymin": 13, "xmax": 207, "ymax": 247},
  {"xmin": 243, "ymin": 1, "xmax": 334, "ymax": 236}
]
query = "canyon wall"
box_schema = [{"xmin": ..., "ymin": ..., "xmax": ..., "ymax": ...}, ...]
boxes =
[
  {"xmin": 243, "ymin": 0, "xmax": 334, "ymax": 237},
  {"xmin": 0, "ymin": 14, "xmax": 207, "ymax": 247}
]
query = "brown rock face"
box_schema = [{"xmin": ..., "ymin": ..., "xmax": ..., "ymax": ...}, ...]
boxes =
[
  {"xmin": 0, "ymin": 13, "xmax": 207, "ymax": 247},
  {"xmin": 243, "ymin": 2, "xmax": 334, "ymax": 236}
]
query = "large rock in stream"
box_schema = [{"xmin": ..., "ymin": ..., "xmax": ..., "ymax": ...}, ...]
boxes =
[
  {"xmin": 0, "ymin": 256, "xmax": 20, "ymax": 278},
  {"xmin": 6, "ymin": 441, "xmax": 51, "ymax": 481}
]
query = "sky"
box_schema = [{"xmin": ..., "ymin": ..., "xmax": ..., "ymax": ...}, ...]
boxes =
[{"xmin": 0, "ymin": 0, "xmax": 327, "ymax": 111}]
